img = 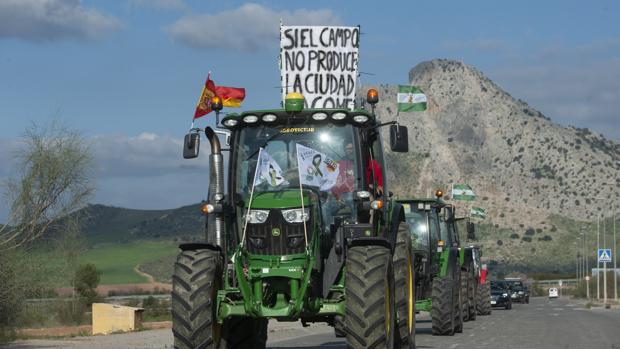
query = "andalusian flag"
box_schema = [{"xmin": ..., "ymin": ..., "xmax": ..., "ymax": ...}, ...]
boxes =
[
  {"xmin": 397, "ymin": 85, "xmax": 427, "ymax": 112},
  {"xmin": 452, "ymin": 184, "xmax": 476, "ymax": 201},
  {"xmin": 471, "ymin": 207, "xmax": 486, "ymax": 219}
]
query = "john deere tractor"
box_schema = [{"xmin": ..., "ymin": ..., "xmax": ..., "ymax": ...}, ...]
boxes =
[
  {"xmin": 173, "ymin": 91, "xmax": 416, "ymax": 348},
  {"xmin": 398, "ymin": 193, "xmax": 464, "ymax": 336}
]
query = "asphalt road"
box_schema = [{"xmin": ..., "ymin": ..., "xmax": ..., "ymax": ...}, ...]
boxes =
[{"xmin": 5, "ymin": 297, "xmax": 620, "ymax": 349}]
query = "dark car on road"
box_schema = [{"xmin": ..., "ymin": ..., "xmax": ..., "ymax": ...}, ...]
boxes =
[
  {"xmin": 505, "ymin": 278, "xmax": 529, "ymax": 303},
  {"xmin": 490, "ymin": 280, "xmax": 512, "ymax": 309}
]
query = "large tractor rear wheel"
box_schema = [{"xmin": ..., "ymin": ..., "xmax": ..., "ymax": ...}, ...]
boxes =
[
  {"xmin": 345, "ymin": 245, "xmax": 395, "ymax": 349},
  {"xmin": 476, "ymin": 281, "xmax": 492, "ymax": 316},
  {"xmin": 393, "ymin": 222, "xmax": 416, "ymax": 348},
  {"xmin": 431, "ymin": 276, "xmax": 454, "ymax": 336},
  {"xmin": 172, "ymin": 249, "xmax": 269, "ymax": 349}
]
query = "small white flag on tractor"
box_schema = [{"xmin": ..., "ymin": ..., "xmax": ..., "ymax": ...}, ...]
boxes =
[
  {"xmin": 452, "ymin": 183, "xmax": 476, "ymax": 201},
  {"xmin": 254, "ymin": 148, "xmax": 288, "ymax": 187},
  {"xmin": 296, "ymin": 144, "xmax": 339, "ymax": 191}
]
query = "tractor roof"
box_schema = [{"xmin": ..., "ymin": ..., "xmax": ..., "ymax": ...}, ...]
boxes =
[{"xmin": 221, "ymin": 108, "xmax": 377, "ymax": 130}]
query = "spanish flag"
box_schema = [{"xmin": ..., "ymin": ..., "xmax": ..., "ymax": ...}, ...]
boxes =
[
  {"xmin": 194, "ymin": 74, "xmax": 246, "ymax": 120},
  {"xmin": 216, "ymin": 86, "xmax": 245, "ymax": 108},
  {"xmin": 194, "ymin": 75, "xmax": 216, "ymax": 119}
]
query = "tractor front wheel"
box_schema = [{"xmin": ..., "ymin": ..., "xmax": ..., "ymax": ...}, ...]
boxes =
[
  {"xmin": 172, "ymin": 249, "xmax": 269, "ymax": 349},
  {"xmin": 172, "ymin": 249, "xmax": 223, "ymax": 349},
  {"xmin": 345, "ymin": 245, "xmax": 395, "ymax": 349},
  {"xmin": 393, "ymin": 221, "xmax": 416, "ymax": 348},
  {"xmin": 431, "ymin": 276, "xmax": 455, "ymax": 336},
  {"xmin": 467, "ymin": 273, "xmax": 477, "ymax": 321},
  {"xmin": 476, "ymin": 281, "xmax": 492, "ymax": 316}
]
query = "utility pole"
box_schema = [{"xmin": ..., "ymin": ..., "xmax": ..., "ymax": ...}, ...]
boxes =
[
  {"xmin": 598, "ymin": 214, "xmax": 601, "ymax": 300},
  {"xmin": 614, "ymin": 206, "xmax": 617, "ymax": 302}
]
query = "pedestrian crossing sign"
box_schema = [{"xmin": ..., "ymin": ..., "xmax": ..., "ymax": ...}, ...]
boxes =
[{"xmin": 598, "ymin": 249, "xmax": 612, "ymax": 263}]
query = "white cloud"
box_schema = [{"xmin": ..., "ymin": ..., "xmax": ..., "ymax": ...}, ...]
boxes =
[
  {"xmin": 0, "ymin": 0, "xmax": 122, "ymax": 42},
  {"xmin": 128, "ymin": 0, "xmax": 188, "ymax": 11},
  {"xmin": 91, "ymin": 132, "xmax": 205, "ymax": 178},
  {"xmin": 166, "ymin": 3, "xmax": 341, "ymax": 51}
]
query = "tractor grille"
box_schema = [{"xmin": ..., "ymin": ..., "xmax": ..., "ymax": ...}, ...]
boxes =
[{"xmin": 246, "ymin": 208, "xmax": 313, "ymax": 255}]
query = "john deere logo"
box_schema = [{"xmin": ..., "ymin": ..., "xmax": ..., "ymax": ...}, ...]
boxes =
[{"xmin": 272, "ymin": 228, "xmax": 281, "ymax": 237}]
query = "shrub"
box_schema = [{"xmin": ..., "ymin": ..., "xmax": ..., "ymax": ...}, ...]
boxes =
[
  {"xmin": 525, "ymin": 228, "xmax": 535, "ymax": 236},
  {"xmin": 74, "ymin": 263, "xmax": 101, "ymax": 305},
  {"xmin": 497, "ymin": 240, "xmax": 503, "ymax": 246},
  {"xmin": 522, "ymin": 236, "xmax": 532, "ymax": 242},
  {"xmin": 539, "ymin": 235, "xmax": 553, "ymax": 241},
  {"xmin": 510, "ymin": 233, "xmax": 520, "ymax": 239}
]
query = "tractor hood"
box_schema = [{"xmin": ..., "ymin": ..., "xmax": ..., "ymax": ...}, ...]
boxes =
[{"xmin": 249, "ymin": 190, "xmax": 311, "ymax": 209}]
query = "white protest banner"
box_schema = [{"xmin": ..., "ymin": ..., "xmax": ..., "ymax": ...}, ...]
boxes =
[
  {"xmin": 280, "ymin": 25, "xmax": 360, "ymax": 110},
  {"xmin": 296, "ymin": 144, "xmax": 339, "ymax": 191}
]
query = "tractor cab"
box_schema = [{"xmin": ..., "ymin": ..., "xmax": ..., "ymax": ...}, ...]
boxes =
[{"xmin": 220, "ymin": 96, "xmax": 405, "ymax": 256}]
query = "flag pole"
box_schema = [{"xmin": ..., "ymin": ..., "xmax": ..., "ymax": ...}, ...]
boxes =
[
  {"xmin": 296, "ymin": 145, "xmax": 309, "ymax": 249},
  {"xmin": 241, "ymin": 148, "xmax": 263, "ymax": 248}
]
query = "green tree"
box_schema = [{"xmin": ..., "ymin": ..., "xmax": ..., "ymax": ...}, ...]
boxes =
[
  {"xmin": 0, "ymin": 121, "xmax": 94, "ymax": 341},
  {"xmin": 1, "ymin": 121, "xmax": 94, "ymax": 249},
  {"xmin": 74, "ymin": 263, "xmax": 101, "ymax": 305}
]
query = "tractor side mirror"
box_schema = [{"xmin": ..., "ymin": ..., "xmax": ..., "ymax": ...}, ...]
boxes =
[
  {"xmin": 466, "ymin": 221, "xmax": 476, "ymax": 240},
  {"xmin": 183, "ymin": 132, "xmax": 200, "ymax": 159},
  {"xmin": 389, "ymin": 124, "xmax": 408, "ymax": 152}
]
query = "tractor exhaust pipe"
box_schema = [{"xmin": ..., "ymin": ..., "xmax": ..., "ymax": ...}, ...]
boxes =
[{"xmin": 205, "ymin": 127, "xmax": 225, "ymax": 250}]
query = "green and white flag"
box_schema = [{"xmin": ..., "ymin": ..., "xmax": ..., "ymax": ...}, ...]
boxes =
[
  {"xmin": 470, "ymin": 207, "xmax": 486, "ymax": 219},
  {"xmin": 397, "ymin": 85, "xmax": 427, "ymax": 112},
  {"xmin": 452, "ymin": 184, "xmax": 476, "ymax": 201}
]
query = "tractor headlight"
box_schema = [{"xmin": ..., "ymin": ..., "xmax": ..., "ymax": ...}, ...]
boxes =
[
  {"xmin": 353, "ymin": 115, "xmax": 369, "ymax": 123},
  {"xmin": 243, "ymin": 115, "xmax": 259, "ymax": 123},
  {"xmin": 518, "ymin": 291, "xmax": 524, "ymax": 295},
  {"xmin": 223, "ymin": 119, "xmax": 238, "ymax": 127},
  {"xmin": 331, "ymin": 112, "xmax": 347, "ymax": 120},
  {"xmin": 247, "ymin": 209, "xmax": 269, "ymax": 224},
  {"xmin": 282, "ymin": 208, "xmax": 310, "ymax": 223},
  {"xmin": 502, "ymin": 293, "xmax": 508, "ymax": 297}
]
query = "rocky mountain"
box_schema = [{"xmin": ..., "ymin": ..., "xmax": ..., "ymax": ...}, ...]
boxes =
[{"xmin": 372, "ymin": 59, "xmax": 619, "ymax": 273}]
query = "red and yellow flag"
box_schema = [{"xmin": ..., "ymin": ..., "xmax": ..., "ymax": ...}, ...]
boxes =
[
  {"xmin": 215, "ymin": 86, "xmax": 245, "ymax": 107},
  {"xmin": 194, "ymin": 75, "xmax": 217, "ymax": 119},
  {"xmin": 194, "ymin": 74, "xmax": 246, "ymax": 120}
]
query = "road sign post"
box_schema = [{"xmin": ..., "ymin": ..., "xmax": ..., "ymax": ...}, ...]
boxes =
[
  {"xmin": 598, "ymin": 248, "xmax": 612, "ymax": 307},
  {"xmin": 586, "ymin": 275, "xmax": 591, "ymax": 299}
]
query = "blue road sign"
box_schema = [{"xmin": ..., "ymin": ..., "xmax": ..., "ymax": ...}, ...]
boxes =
[{"xmin": 598, "ymin": 248, "xmax": 612, "ymax": 263}]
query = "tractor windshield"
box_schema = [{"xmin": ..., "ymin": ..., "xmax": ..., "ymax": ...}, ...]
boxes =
[
  {"xmin": 405, "ymin": 210, "xmax": 430, "ymax": 251},
  {"xmin": 233, "ymin": 124, "xmax": 361, "ymax": 228}
]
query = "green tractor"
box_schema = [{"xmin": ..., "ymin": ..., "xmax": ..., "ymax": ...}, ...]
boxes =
[
  {"xmin": 398, "ymin": 193, "xmax": 464, "ymax": 336},
  {"xmin": 172, "ymin": 90, "xmax": 416, "ymax": 349}
]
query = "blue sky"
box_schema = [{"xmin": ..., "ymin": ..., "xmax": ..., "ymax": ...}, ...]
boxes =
[{"xmin": 1, "ymin": 0, "xmax": 619, "ymax": 219}]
